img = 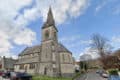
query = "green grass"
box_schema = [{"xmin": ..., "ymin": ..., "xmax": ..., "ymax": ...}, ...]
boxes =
[{"xmin": 32, "ymin": 75, "xmax": 72, "ymax": 80}]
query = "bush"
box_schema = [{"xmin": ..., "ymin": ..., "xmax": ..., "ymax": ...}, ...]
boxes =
[
  {"xmin": 118, "ymin": 68, "xmax": 120, "ymax": 71},
  {"xmin": 75, "ymin": 69, "xmax": 80, "ymax": 73},
  {"xmin": 72, "ymin": 72, "xmax": 81, "ymax": 80},
  {"xmin": 109, "ymin": 69, "xmax": 118, "ymax": 75}
]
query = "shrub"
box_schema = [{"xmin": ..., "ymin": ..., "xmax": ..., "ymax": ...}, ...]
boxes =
[
  {"xmin": 118, "ymin": 68, "xmax": 120, "ymax": 71},
  {"xmin": 109, "ymin": 69, "xmax": 118, "ymax": 75},
  {"xmin": 72, "ymin": 72, "xmax": 81, "ymax": 80}
]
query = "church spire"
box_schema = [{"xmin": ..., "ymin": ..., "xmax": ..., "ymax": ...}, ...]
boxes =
[
  {"xmin": 46, "ymin": 7, "xmax": 55, "ymax": 25},
  {"xmin": 42, "ymin": 7, "xmax": 56, "ymax": 29}
]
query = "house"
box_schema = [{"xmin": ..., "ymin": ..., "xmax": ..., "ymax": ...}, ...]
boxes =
[{"xmin": 0, "ymin": 56, "xmax": 17, "ymax": 71}]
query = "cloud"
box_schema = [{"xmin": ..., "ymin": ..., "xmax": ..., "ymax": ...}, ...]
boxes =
[
  {"xmin": 13, "ymin": 28, "xmax": 36, "ymax": 45},
  {"xmin": 60, "ymin": 35, "xmax": 81, "ymax": 43},
  {"xmin": 36, "ymin": 0, "xmax": 90, "ymax": 24},
  {"xmin": 80, "ymin": 40, "xmax": 92, "ymax": 45},
  {"xmin": 80, "ymin": 53, "xmax": 92, "ymax": 61},
  {"xmin": 59, "ymin": 35, "xmax": 92, "ymax": 49},
  {"xmin": 95, "ymin": 0, "xmax": 107, "ymax": 13},
  {"xmin": 69, "ymin": 0, "xmax": 89, "ymax": 17},
  {"xmin": 79, "ymin": 47, "xmax": 100, "ymax": 61},
  {"xmin": 111, "ymin": 36, "xmax": 120, "ymax": 50},
  {"xmin": 112, "ymin": 36, "xmax": 120, "ymax": 43},
  {"xmin": 0, "ymin": 0, "xmax": 33, "ymax": 19},
  {"xmin": 95, "ymin": 0, "xmax": 120, "ymax": 14},
  {"xmin": 59, "ymin": 35, "xmax": 81, "ymax": 48},
  {"xmin": 0, "ymin": 0, "xmax": 89, "ymax": 58},
  {"xmin": 0, "ymin": 31, "xmax": 13, "ymax": 53},
  {"xmin": 0, "ymin": 0, "xmax": 36, "ymax": 58}
]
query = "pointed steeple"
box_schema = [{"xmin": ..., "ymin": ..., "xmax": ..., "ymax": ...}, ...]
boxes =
[
  {"xmin": 46, "ymin": 7, "xmax": 55, "ymax": 25},
  {"xmin": 42, "ymin": 7, "xmax": 56, "ymax": 29}
]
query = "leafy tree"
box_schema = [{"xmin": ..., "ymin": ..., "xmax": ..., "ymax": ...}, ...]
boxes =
[
  {"xmin": 80, "ymin": 61, "xmax": 84, "ymax": 70},
  {"xmin": 79, "ymin": 61, "xmax": 88, "ymax": 72},
  {"xmin": 84, "ymin": 63, "xmax": 88, "ymax": 72}
]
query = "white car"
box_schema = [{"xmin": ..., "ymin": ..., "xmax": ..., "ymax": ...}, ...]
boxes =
[{"xmin": 101, "ymin": 73, "xmax": 109, "ymax": 78}]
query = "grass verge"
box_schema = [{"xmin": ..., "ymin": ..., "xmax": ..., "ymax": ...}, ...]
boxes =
[{"xmin": 32, "ymin": 75, "xmax": 72, "ymax": 80}]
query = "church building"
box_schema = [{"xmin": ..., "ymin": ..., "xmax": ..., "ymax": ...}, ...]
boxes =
[{"xmin": 14, "ymin": 7, "xmax": 74, "ymax": 77}]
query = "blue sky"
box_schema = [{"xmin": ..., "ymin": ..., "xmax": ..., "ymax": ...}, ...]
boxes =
[{"xmin": 0, "ymin": 0, "xmax": 120, "ymax": 60}]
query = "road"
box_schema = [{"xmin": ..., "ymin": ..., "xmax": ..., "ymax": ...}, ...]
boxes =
[
  {"xmin": 85, "ymin": 71, "xmax": 107, "ymax": 80},
  {"xmin": 75, "ymin": 71, "xmax": 108, "ymax": 80},
  {"xmin": 0, "ymin": 71, "xmax": 107, "ymax": 80},
  {"xmin": 0, "ymin": 77, "xmax": 9, "ymax": 80}
]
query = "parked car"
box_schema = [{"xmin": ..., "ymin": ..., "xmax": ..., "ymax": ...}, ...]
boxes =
[
  {"xmin": 0, "ymin": 70, "xmax": 4, "ymax": 76},
  {"xmin": 2, "ymin": 71, "xmax": 32, "ymax": 80},
  {"xmin": 98, "ymin": 70, "xmax": 104, "ymax": 76},
  {"xmin": 96, "ymin": 70, "xmax": 100, "ymax": 73},
  {"xmin": 10, "ymin": 72, "xmax": 32, "ymax": 80},
  {"xmin": 2, "ymin": 71, "xmax": 11, "ymax": 78},
  {"xmin": 101, "ymin": 72, "xmax": 109, "ymax": 78},
  {"xmin": 108, "ymin": 75, "xmax": 120, "ymax": 80}
]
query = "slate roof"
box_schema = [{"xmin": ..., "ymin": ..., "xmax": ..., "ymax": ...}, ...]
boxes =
[
  {"xmin": 19, "ymin": 45, "xmax": 41, "ymax": 56},
  {"xmin": 57, "ymin": 43, "xmax": 72, "ymax": 54},
  {"xmin": 15, "ymin": 58, "xmax": 39, "ymax": 64},
  {"xmin": 19, "ymin": 43, "xmax": 72, "ymax": 56}
]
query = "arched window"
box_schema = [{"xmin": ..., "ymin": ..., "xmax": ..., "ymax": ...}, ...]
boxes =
[
  {"xmin": 68, "ymin": 54, "xmax": 71, "ymax": 62},
  {"xmin": 54, "ymin": 32, "xmax": 57, "ymax": 39},
  {"xmin": 53, "ymin": 52, "xmax": 55, "ymax": 61},
  {"xmin": 52, "ymin": 43, "xmax": 55, "ymax": 51},
  {"xmin": 45, "ymin": 30, "xmax": 49, "ymax": 40},
  {"xmin": 62, "ymin": 54, "xmax": 65, "ymax": 62},
  {"xmin": 29, "ymin": 63, "xmax": 35, "ymax": 69}
]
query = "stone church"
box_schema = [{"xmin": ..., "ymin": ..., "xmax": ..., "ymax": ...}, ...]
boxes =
[{"xmin": 14, "ymin": 7, "xmax": 74, "ymax": 77}]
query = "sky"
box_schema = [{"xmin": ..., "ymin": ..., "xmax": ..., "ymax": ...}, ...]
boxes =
[{"xmin": 0, "ymin": 0, "xmax": 120, "ymax": 60}]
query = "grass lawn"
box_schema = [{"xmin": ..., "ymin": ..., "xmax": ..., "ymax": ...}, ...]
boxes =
[{"xmin": 32, "ymin": 75, "xmax": 72, "ymax": 80}]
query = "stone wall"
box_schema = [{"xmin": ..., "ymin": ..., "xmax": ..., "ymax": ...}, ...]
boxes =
[
  {"xmin": 61, "ymin": 64, "xmax": 74, "ymax": 77},
  {"xmin": 38, "ymin": 63, "xmax": 54, "ymax": 77}
]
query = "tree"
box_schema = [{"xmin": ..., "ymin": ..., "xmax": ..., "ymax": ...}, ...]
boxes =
[
  {"xmin": 84, "ymin": 63, "xmax": 88, "ymax": 72},
  {"xmin": 90, "ymin": 34, "xmax": 112, "ymax": 68},
  {"xmin": 80, "ymin": 61, "xmax": 84, "ymax": 70},
  {"xmin": 79, "ymin": 61, "xmax": 88, "ymax": 72},
  {"xmin": 90, "ymin": 34, "xmax": 111, "ymax": 58},
  {"xmin": 101, "ymin": 55, "xmax": 120, "ymax": 69}
]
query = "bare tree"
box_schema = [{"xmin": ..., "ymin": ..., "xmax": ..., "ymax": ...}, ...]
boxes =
[
  {"xmin": 90, "ymin": 34, "xmax": 113, "ymax": 69},
  {"xmin": 90, "ymin": 34, "xmax": 111, "ymax": 58}
]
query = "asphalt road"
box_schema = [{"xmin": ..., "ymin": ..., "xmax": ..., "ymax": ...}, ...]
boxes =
[
  {"xmin": 0, "ymin": 77, "xmax": 9, "ymax": 80},
  {"xmin": 85, "ymin": 71, "xmax": 107, "ymax": 80},
  {"xmin": 75, "ymin": 71, "xmax": 108, "ymax": 80},
  {"xmin": 0, "ymin": 72, "xmax": 108, "ymax": 80}
]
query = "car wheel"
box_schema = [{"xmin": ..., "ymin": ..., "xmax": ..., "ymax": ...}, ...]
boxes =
[
  {"xmin": 17, "ymin": 78, "xmax": 21, "ymax": 80},
  {"xmin": 29, "ymin": 78, "xmax": 32, "ymax": 80}
]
